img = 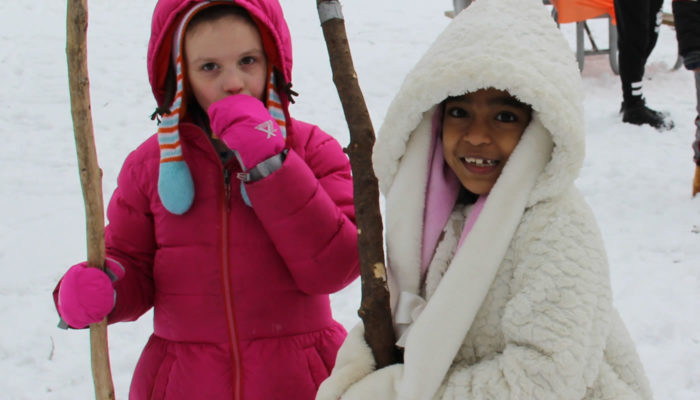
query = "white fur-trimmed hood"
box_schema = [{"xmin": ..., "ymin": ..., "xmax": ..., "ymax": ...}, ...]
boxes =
[{"xmin": 373, "ymin": 0, "xmax": 584, "ymax": 205}]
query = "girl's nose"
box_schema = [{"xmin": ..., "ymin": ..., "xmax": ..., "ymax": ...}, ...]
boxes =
[
  {"xmin": 464, "ymin": 119, "xmax": 492, "ymax": 145},
  {"xmin": 222, "ymin": 69, "xmax": 244, "ymax": 95}
]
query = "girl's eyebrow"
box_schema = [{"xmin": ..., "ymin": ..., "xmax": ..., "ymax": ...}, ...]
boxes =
[
  {"xmin": 492, "ymin": 96, "xmax": 531, "ymax": 110},
  {"xmin": 447, "ymin": 95, "xmax": 531, "ymax": 110}
]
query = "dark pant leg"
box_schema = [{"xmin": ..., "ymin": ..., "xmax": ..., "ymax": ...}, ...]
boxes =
[
  {"xmin": 644, "ymin": 0, "xmax": 664, "ymax": 59},
  {"xmin": 614, "ymin": 0, "xmax": 663, "ymax": 101}
]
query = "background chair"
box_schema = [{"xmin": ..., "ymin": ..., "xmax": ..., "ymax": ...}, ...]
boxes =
[
  {"xmin": 548, "ymin": 0, "xmax": 619, "ymax": 74},
  {"xmin": 447, "ymin": 0, "xmax": 679, "ymax": 74}
]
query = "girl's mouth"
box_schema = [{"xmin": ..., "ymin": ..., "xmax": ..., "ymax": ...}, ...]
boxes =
[
  {"xmin": 462, "ymin": 157, "xmax": 497, "ymax": 167},
  {"xmin": 461, "ymin": 156, "xmax": 499, "ymax": 173}
]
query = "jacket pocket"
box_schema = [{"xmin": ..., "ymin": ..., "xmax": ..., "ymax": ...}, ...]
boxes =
[
  {"xmin": 150, "ymin": 352, "xmax": 176, "ymax": 400},
  {"xmin": 303, "ymin": 346, "xmax": 330, "ymax": 388}
]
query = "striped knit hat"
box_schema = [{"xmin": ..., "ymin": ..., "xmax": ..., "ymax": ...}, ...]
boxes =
[{"xmin": 157, "ymin": 0, "xmax": 287, "ymax": 215}]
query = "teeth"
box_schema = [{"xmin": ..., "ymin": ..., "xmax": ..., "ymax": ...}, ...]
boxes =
[{"xmin": 463, "ymin": 157, "xmax": 497, "ymax": 166}]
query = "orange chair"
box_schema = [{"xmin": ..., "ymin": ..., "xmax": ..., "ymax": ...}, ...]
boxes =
[
  {"xmin": 548, "ymin": 0, "xmax": 619, "ymax": 73},
  {"xmin": 550, "ymin": 0, "xmax": 615, "ymax": 25}
]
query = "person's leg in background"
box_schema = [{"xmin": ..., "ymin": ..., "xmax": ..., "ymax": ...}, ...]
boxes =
[
  {"xmin": 643, "ymin": 0, "xmax": 664, "ymax": 59},
  {"xmin": 614, "ymin": 0, "xmax": 674, "ymax": 129},
  {"xmin": 693, "ymin": 71, "xmax": 700, "ymax": 196}
]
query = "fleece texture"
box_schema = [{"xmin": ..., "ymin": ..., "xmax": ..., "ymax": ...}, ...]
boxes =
[{"xmin": 319, "ymin": 0, "xmax": 653, "ymax": 399}]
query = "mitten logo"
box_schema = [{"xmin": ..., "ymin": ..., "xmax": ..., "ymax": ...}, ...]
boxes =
[{"xmin": 255, "ymin": 120, "xmax": 277, "ymax": 139}]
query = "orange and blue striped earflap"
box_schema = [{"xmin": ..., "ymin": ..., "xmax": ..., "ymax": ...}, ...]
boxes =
[
  {"xmin": 156, "ymin": 2, "xmax": 211, "ymax": 215},
  {"xmin": 265, "ymin": 65, "xmax": 287, "ymax": 139}
]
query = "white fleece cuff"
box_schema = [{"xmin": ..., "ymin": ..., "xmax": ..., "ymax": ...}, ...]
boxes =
[
  {"xmin": 316, "ymin": 323, "xmax": 376, "ymax": 400},
  {"xmin": 342, "ymin": 364, "xmax": 404, "ymax": 400}
]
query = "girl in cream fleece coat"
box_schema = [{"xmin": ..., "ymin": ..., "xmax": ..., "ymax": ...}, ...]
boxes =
[{"xmin": 316, "ymin": 0, "xmax": 653, "ymax": 399}]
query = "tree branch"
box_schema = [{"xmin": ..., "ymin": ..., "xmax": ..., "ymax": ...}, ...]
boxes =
[
  {"xmin": 316, "ymin": 0, "xmax": 401, "ymax": 368},
  {"xmin": 66, "ymin": 0, "xmax": 115, "ymax": 398}
]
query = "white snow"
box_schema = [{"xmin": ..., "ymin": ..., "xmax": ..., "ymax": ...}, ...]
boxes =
[{"xmin": 0, "ymin": 0, "xmax": 697, "ymax": 398}]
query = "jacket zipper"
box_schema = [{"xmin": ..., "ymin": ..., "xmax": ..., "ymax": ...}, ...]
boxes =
[
  {"xmin": 221, "ymin": 168, "xmax": 242, "ymax": 400},
  {"xmin": 224, "ymin": 169, "xmax": 232, "ymax": 212}
]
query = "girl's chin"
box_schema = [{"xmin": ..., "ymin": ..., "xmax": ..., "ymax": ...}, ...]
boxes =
[{"xmin": 460, "ymin": 182, "xmax": 494, "ymax": 196}]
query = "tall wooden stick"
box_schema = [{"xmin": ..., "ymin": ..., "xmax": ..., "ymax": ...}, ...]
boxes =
[
  {"xmin": 66, "ymin": 1, "xmax": 115, "ymax": 398},
  {"xmin": 316, "ymin": 0, "xmax": 401, "ymax": 368}
]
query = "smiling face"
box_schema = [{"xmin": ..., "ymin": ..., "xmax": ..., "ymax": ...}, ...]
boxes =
[
  {"xmin": 184, "ymin": 12, "xmax": 267, "ymax": 112},
  {"xmin": 442, "ymin": 88, "xmax": 532, "ymax": 195}
]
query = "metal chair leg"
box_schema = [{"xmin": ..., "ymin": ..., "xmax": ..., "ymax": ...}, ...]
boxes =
[
  {"xmin": 608, "ymin": 19, "xmax": 619, "ymax": 75},
  {"xmin": 453, "ymin": 0, "xmax": 472, "ymax": 14},
  {"xmin": 672, "ymin": 54, "xmax": 683, "ymax": 71},
  {"xmin": 576, "ymin": 21, "xmax": 585, "ymax": 72}
]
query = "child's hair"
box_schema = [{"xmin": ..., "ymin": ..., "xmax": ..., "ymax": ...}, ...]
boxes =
[
  {"xmin": 441, "ymin": 92, "xmax": 533, "ymax": 115},
  {"xmin": 186, "ymin": 4, "xmax": 254, "ymax": 33}
]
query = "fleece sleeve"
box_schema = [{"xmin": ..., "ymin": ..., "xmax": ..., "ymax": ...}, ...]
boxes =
[
  {"xmin": 102, "ymin": 152, "xmax": 157, "ymax": 323},
  {"xmin": 244, "ymin": 123, "xmax": 360, "ymax": 295},
  {"xmin": 438, "ymin": 202, "xmax": 614, "ymax": 400}
]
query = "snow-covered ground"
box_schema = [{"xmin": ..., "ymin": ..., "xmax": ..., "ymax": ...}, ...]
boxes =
[{"xmin": 0, "ymin": 0, "xmax": 697, "ymax": 398}]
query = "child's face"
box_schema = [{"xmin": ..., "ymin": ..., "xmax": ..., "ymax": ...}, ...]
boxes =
[
  {"xmin": 442, "ymin": 88, "xmax": 532, "ymax": 195},
  {"xmin": 185, "ymin": 14, "xmax": 268, "ymax": 112}
]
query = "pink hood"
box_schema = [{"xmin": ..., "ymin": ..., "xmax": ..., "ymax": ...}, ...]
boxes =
[{"xmin": 147, "ymin": 0, "xmax": 294, "ymax": 109}]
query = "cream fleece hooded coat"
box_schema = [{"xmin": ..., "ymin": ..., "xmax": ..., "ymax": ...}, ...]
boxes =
[{"xmin": 317, "ymin": 0, "xmax": 653, "ymax": 399}]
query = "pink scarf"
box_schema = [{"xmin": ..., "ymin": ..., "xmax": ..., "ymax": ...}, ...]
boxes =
[{"xmin": 421, "ymin": 107, "xmax": 487, "ymax": 279}]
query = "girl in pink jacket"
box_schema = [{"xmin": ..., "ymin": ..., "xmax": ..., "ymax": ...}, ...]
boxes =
[{"xmin": 52, "ymin": 1, "xmax": 360, "ymax": 399}]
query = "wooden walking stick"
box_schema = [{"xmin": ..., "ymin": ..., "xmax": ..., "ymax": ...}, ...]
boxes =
[
  {"xmin": 316, "ymin": 0, "xmax": 401, "ymax": 368},
  {"xmin": 66, "ymin": 0, "xmax": 116, "ymax": 398}
]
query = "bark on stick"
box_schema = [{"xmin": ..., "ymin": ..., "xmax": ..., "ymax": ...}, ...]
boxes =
[
  {"xmin": 316, "ymin": 0, "xmax": 401, "ymax": 368},
  {"xmin": 66, "ymin": 0, "xmax": 115, "ymax": 398}
]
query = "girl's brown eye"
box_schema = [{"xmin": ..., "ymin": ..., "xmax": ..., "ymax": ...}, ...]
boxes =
[
  {"xmin": 241, "ymin": 56, "xmax": 256, "ymax": 65},
  {"xmin": 496, "ymin": 111, "xmax": 517, "ymax": 123},
  {"xmin": 447, "ymin": 107, "xmax": 468, "ymax": 118},
  {"xmin": 201, "ymin": 62, "xmax": 217, "ymax": 72}
]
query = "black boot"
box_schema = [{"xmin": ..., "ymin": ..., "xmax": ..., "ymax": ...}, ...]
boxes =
[{"xmin": 620, "ymin": 98, "xmax": 674, "ymax": 130}]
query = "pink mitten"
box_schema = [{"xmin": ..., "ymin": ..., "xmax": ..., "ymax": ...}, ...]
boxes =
[
  {"xmin": 207, "ymin": 94, "xmax": 285, "ymax": 171},
  {"xmin": 56, "ymin": 258, "xmax": 125, "ymax": 329}
]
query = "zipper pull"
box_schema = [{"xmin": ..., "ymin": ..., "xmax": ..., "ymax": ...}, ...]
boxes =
[{"xmin": 223, "ymin": 169, "xmax": 232, "ymax": 211}]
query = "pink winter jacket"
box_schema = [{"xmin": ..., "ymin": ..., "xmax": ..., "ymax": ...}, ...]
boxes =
[
  {"xmin": 58, "ymin": 0, "xmax": 360, "ymax": 399},
  {"xmin": 107, "ymin": 118, "xmax": 358, "ymax": 400}
]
